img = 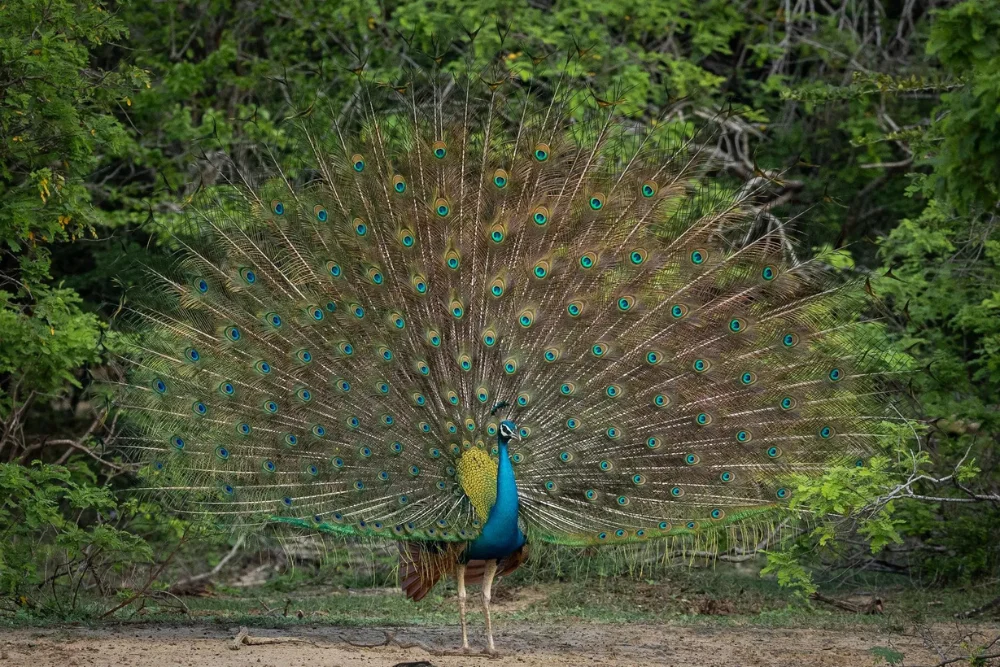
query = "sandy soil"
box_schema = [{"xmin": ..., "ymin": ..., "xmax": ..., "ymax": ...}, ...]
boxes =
[{"xmin": 2, "ymin": 622, "xmax": 998, "ymax": 667}]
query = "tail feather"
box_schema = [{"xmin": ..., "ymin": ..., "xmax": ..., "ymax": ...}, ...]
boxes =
[{"xmin": 398, "ymin": 542, "xmax": 528, "ymax": 601}]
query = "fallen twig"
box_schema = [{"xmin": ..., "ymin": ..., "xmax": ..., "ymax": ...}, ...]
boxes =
[
  {"xmin": 228, "ymin": 626, "xmax": 497, "ymax": 657},
  {"xmin": 810, "ymin": 592, "xmax": 883, "ymax": 614}
]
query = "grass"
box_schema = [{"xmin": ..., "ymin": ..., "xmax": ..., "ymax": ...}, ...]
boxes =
[{"xmin": 3, "ymin": 537, "xmax": 997, "ymax": 632}]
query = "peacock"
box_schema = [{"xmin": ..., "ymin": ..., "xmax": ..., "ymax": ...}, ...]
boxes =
[{"xmin": 114, "ymin": 45, "xmax": 895, "ymax": 654}]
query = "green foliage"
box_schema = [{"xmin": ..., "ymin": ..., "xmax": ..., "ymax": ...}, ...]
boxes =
[{"xmin": 0, "ymin": 462, "xmax": 152, "ymax": 616}]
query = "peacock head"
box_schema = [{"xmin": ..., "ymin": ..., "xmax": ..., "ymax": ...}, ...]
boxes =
[{"xmin": 498, "ymin": 420, "xmax": 520, "ymax": 445}]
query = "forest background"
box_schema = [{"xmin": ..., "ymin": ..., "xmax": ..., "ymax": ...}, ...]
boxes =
[{"xmin": 1, "ymin": 0, "xmax": 999, "ymax": 622}]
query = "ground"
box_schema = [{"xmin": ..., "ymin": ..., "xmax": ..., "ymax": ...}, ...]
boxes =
[
  {"xmin": 3, "ymin": 621, "xmax": 999, "ymax": 666},
  {"xmin": 3, "ymin": 573, "xmax": 999, "ymax": 667}
]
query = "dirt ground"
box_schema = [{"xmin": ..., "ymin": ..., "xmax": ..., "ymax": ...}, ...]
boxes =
[{"xmin": 2, "ymin": 622, "xmax": 998, "ymax": 667}]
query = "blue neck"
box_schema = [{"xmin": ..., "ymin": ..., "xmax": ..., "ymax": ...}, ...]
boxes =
[{"xmin": 465, "ymin": 438, "xmax": 525, "ymax": 560}]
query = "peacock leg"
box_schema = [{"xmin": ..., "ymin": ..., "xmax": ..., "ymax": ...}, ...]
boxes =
[
  {"xmin": 455, "ymin": 563, "xmax": 469, "ymax": 651},
  {"xmin": 481, "ymin": 559, "xmax": 498, "ymax": 654}
]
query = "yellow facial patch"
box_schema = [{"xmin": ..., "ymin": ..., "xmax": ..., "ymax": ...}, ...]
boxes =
[{"xmin": 456, "ymin": 447, "xmax": 498, "ymax": 522}]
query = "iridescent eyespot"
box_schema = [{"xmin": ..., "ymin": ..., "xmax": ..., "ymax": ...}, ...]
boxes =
[
  {"xmin": 829, "ymin": 368, "xmax": 843, "ymax": 382},
  {"xmin": 645, "ymin": 350, "xmax": 662, "ymax": 365},
  {"xmin": 254, "ymin": 360, "xmax": 272, "ymax": 374},
  {"xmin": 685, "ymin": 453, "xmax": 700, "ymax": 465},
  {"xmin": 265, "ymin": 312, "xmax": 282, "ymax": 328},
  {"xmin": 543, "ymin": 347, "xmax": 560, "ymax": 362},
  {"xmin": 296, "ymin": 388, "xmax": 312, "ymax": 402},
  {"xmin": 616, "ymin": 499, "xmax": 629, "ymax": 510},
  {"xmin": 533, "ymin": 143, "xmax": 550, "ymax": 161},
  {"xmin": 434, "ymin": 198, "xmax": 449, "ymax": 217},
  {"xmin": 336, "ymin": 379, "xmax": 351, "ymax": 393},
  {"xmin": 377, "ymin": 346, "xmax": 393, "ymax": 361},
  {"xmin": 219, "ymin": 381, "xmax": 235, "ymax": 396},
  {"xmin": 740, "ymin": 371, "xmax": 757, "ymax": 385},
  {"xmin": 392, "ymin": 174, "xmax": 406, "ymax": 193},
  {"xmin": 309, "ymin": 306, "xmax": 325, "ymax": 320},
  {"xmin": 239, "ymin": 267, "xmax": 257, "ymax": 284},
  {"xmin": 818, "ymin": 425, "xmax": 834, "ymax": 439},
  {"xmin": 695, "ymin": 412, "xmax": 711, "ymax": 426},
  {"xmin": 270, "ymin": 200, "xmax": 284, "ymax": 215},
  {"xmin": 710, "ymin": 508, "xmax": 725, "ymax": 520},
  {"xmin": 432, "ymin": 140, "xmax": 447, "ymax": 159},
  {"xmin": 304, "ymin": 465, "xmax": 319, "ymax": 477},
  {"xmin": 736, "ymin": 430, "xmax": 752, "ymax": 442},
  {"xmin": 449, "ymin": 298, "xmax": 464, "ymax": 319},
  {"xmin": 606, "ymin": 427, "xmax": 621, "ymax": 439},
  {"xmin": 458, "ymin": 354, "xmax": 472, "ymax": 371},
  {"xmin": 477, "ymin": 388, "xmax": 490, "ymax": 403},
  {"xmin": 559, "ymin": 382, "xmax": 575, "ymax": 395},
  {"xmin": 222, "ymin": 483, "xmax": 234, "ymax": 495},
  {"xmin": 516, "ymin": 392, "xmax": 530, "ymax": 407},
  {"xmin": 325, "ymin": 301, "xmax": 337, "ymax": 313},
  {"xmin": 617, "ymin": 296, "xmax": 635, "ymax": 311},
  {"xmin": 378, "ymin": 470, "xmax": 390, "ymax": 481},
  {"xmin": 445, "ymin": 249, "xmax": 461, "ymax": 270},
  {"xmin": 348, "ymin": 303, "xmax": 364, "ymax": 318},
  {"xmin": 354, "ymin": 481, "xmax": 365, "ymax": 491},
  {"xmin": 170, "ymin": 435, "xmax": 185, "ymax": 449},
  {"xmin": 532, "ymin": 206, "xmax": 549, "ymax": 226},
  {"xmin": 399, "ymin": 229, "xmax": 415, "ymax": 247},
  {"xmin": 779, "ymin": 396, "xmax": 796, "ymax": 410},
  {"xmin": 428, "ymin": 447, "xmax": 442, "ymax": 459},
  {"xmin": 591, "ymin": 342, "xmax": 609, "ymax": 357},
  {"xmin": 692, "ymin": 358, "xmax": 710, "ymax": 373},
  {"xmin": 670, "ymin": 303, "xmax": 688, "ymax": 318},
  {"xmin": 284, "ymin": 433, "xmax": 298, "ymax": 446},
  {"xmin": 579, "ymin": 251, "xmax": 597, "ymax": 269},
  {"xmin": 641, "ymin": 180, "xmax": 658, "ymax": 197},
  {"xmin": 489, "ymin": 225, "xmax": 505, "ymax": 244},
  {"xmin": 776, "ymin": 487, "xmax": 790, "ymax": 499},
  {"xmin": 263, "ymin": 400, "xmax": 278, "ymax": 413},
  {"xmin": 781, "ymin": 333, "xmax": 799, "ymax": 347},
  {"xmin": 670, "ymin": 486, "xmax": 684, "ymax": 497},
  {"xmin": 337, "ymin": 341, "xmax": 354, "ymax": 356},
  {"xmin": 481, "ymin": 328, "xmax": 497, "ymax": 347},
  {"xmin": 351, "ymin": 154, "xmax": 365, "ymax": 172},
  {"xmin": 312, "ymin": 424, "xmax": 326, "ymax": 437},
  {"xmin": 390, "ymin": 441, "xmax": 403, "ymax": 454},
  {"xmin": 766, "ymin": 446, "xmax": 782, "ymax": 458},
  {"xmin": 653, "ymin": 393, "xmax": 669, "ymax": 408},
  {"xmin": 418, "ymin": 422, "xmax": 430, "ymax": 433},
  {"xmin": 605, "ymin": 384, "xmax": 622, "ymax": 398},
  {"xmin": 720, "ymin": 471, "xmax": 734, "ymax": 483},
  {"xmin": 762, "ymin": 265, "xmax": 777, "ymax": 281},
  {"xmin": 416, "ymin": 360, "xmax": 429, "ymax": 375},
  {"xmin": 567, "ymin": 301, "xmax": 584, "ymax": 317},
  {"xmin": 646, "ymin": 436, "xmax": 662, "ymax": 449},
  {"xmin": 512, "ymin": 452, "xmax": 524, "ymax": 463},
  {"xmin": 445, "ymin": 390, "xmax": 459, "ymax": 406},
  {"xmin": 152, "ymin": 378, "xmax": 167, "ymax": 394},
  {"xmin": 488, "ymin": 275, "xmax": 506, "ymax": 297},
  {"xmin": 544, "ymin": 480, "xmax": 556, "ymax": 492},
  {"xmin": 532, "ymin": 259, "xmax": 551, "ymax": 279},
  {"xmin": 493, "ymin": 168, "xmax": 508, "ymax": 188},
  {"xmin": 347, "ymin": 416, "xmax": 360, "ymax": 428},
  {"xmin": 263, "ymin": 460, "xmax": 276, "ymax": 473},
  {"xmin": 566, "ymin": 417, "xmax": 579, "ymax": 430},
  {"xmin": 599, "ymin": 460, "xmax": 613, "ymax": 471},
  {"xmin": 560, "ymin": 451, "xmax": 574, "ymax": 463},
  {"xmin": 331, "ymin": 457, "xmax": 344, "ymax": 469},
  {"xmin": 628, "ymin": 248, "xmax": 647, "ymax": 265},
  {"xmin": 412, "ymin": 392, "xmax": 425, "ymax": 406},
  {"xmin": 327, "ymin": 262, "xmax": 343, "ymax": 278},
  {"xmin": 487, "ymin": 423, "xmax": 498, "ymax": 435},
  {"xmin": 729, "ymin": 317, "xmax": 746, "ymax": 333},
  {"xmin": 658, "ymin": 521, "xmax": 670, "ymax": 530},
  {"xmin": 237, "ymin": 423, "xmax": 251, "ymax": 435},
  {"xmin": 589, "ymin": 193, "xmax": 605, "ymax": 210},
  {"xmin": 690, "ymin": 248, "xmax": 707, "ymax": 265},
  {"xmin": 503, "ymin": 358, "xmax": 517, "ymax": 374},
  {"xmin": 314, "ymin": 205, "xmax": 328, "ymax": 222},
  {"xmin": 411, "ymin": 274, "xmax": 428, "ymax": 294}
]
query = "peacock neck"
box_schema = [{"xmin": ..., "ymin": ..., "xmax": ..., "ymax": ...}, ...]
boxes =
[
  {"xmin": 495, "ymin": 440, "xmax": 519, "ymax": 521},
  {"xmin": 465, "ymin": 438, "xmax": 524, "ymax": 560}
]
